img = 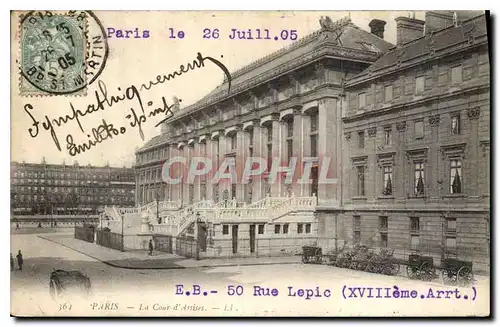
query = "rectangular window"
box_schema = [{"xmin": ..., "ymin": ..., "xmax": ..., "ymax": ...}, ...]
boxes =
[
  {"xmin": 248, "ymin": 129, "xmax": 254, "ymax": 146},
  {"xmin": 414, "ymin": 162, "xmax": 425, "ymax": 196},
  {"xmin": 384, "ymin": 85, "xmax": 393, "ymax": 102},
  {"xmin": 283, "ymin": 224, "xmax": 289, "ymax": 234},
  {"xmin": 410, "ymin": 217, "xmax": 420, "ymax": 234},
  {"xmin": 287, "ymin": 119, "xmax": 294, "ymax": 137},
  {"xmin": 384, "ymin": 128, "xmax": 392, "ymax": 146},
  {"xmin": 446, "ymin": 237, "xmax": 457, "ymax": 254},
  {"xmin": 446, "ymin": 218, "xmax": 457, "ymax": 234},
  {"xmin": 358, "ymin": 93, "xmax": 366, "ymax": 108},
  {"xmin": 267, "ymin": 145, "xmax": 273, "ymax": 171},
  {"xmin": 381, "ymin": 233, "xmax": 388, "ymax": 248},
  {"xmin": 451, "ymin": 115, "xmax": 460, "ymax": 135},
  {"xmin": 297, "ymin": 223, "xmax": 303, "ymax": 234},
  {"xmin": 382, "ymin": 166, "xmax": 393, "ymax": 195},
  {"xmin": 222, "ymin": 225, "xmax": 229, "ymax": 235},
  {"xmin": 411, "ymin": 235, "xmax": 420, "ymax": 250},
  {"xmin": 415, "ymin": 76, "xmax": 425, "ymax": 94},
  {"xmin": 230, "ymin": 134, "xmax": 237, "ymax": 150},
  {"xmin": 354, "ymin": 231, "xmax": 361, "ymax": 245},
  {"xmin": 305, "ymin": 223, "xmax": 311, "ymax": 234},
  {"xmin": 274, "ymin": 224, "xmax": 281, "ymax": 234},
  {"xmin": 287, "ymin": 139, "xmax": 293, "ymax": 162},
  {"xmin": 356, "ymin": 166, "xmax": 365, "ymax": 196},
  {"xmin": 353, "ymin": 216, "xmax": 361, "ymax": 231},
  {"xmin": 258, "ymin": 224, "xmax": 265, "ymax": 235},
  {"xmin": 267, "ymin": 126, "xmax": 273, "ymax": 142},
  {"xmin": 415, "ymin": 120, "xmax": 424, "ymax": 139},
  {"xmin": 450, "ymin": 159, "xmax": 462, "ymax": 194},
  {"xmin": 310, "ymin": 112, "xmax": 318, "ymax": 132},
  {"xmin": 310, "ymin": 135, "xmax": 318, "ymax": 158},
  {"xmin": 358, "ymin": 131, "xmax": 365, "ymax": 149},
  {"xmin": 451, "ymin": 65, "xmax": 463, "ymax": 84},
  {"xmin": 379, "ymin": 216, "xmax": 388, "ymax": 232}
]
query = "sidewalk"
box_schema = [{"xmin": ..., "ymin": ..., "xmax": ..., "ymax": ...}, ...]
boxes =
[{"xmin": 39, "ymin": 234, "xmax": 301, "ymax": 270}]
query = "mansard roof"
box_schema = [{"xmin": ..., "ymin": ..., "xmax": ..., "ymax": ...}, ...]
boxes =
[
  {"xmin": 346, "ymin": 13, "xmax": 488, "ymax": 87},
  {"xmin": 137, "ymin": 16, "xmax": 395, "ymax": 154},
  {"xmin": 171, "ymin": 17, "xmax": 393, "ymax": 119}
]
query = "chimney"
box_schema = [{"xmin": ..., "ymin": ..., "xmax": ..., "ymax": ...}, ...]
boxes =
[
  {"xmin": 368, "ymin": 19, "xmax": 386, "ymax": 39},
  {"xmin": 425, "ymin": 11, "xmax": 454, "ymax": 33},
  {"xmin": 395, "ymin": 16, "xmax": 425, "ymax": 46}
]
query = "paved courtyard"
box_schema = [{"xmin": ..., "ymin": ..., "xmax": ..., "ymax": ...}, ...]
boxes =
[{"xmin": 10, "ymin": 233, "xmax": 490, "ymax": 317}]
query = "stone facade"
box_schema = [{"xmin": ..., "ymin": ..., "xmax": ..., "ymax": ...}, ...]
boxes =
[
  {"xmin": 135, "ymin": 12, "xmax": 490, "ymax": 265},
  {"xmin": 11, "ymin": 161, "xmax": 135, "ymax": 216}
]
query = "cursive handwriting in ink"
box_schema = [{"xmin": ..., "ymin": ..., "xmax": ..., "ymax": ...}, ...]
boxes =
[
  {"xmin": 24, "ymin": 104, "xmax": 39, "ymax": 138},
  {"xmin": 66, "ymin": 119, "xmax": 126, "ymax": 156},
  {"xmin": 140, "ymin": 52, "xmax": 232, "ymax": 96},
  {"xmin": 126, "ymin": 108, "xmax": 146, "ymax": 141},
  {"xmin": 24, "ymin": 51, "xmax": 231, "ymax": 155}
]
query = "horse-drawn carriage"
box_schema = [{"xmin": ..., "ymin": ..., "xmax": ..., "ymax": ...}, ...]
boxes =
[
  {"xmin": 406, "ymin": 253, "xmax": 437, "ymax": 281},
  {"xmin": 301, "ymin": 245, "xmax": 323, "ymax": 264},
  {"xmin": 441, "ymin": 257, "xmax": 474, "ymax": 286}
]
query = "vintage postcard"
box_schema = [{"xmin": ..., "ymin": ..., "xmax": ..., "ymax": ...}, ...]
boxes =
[{"xmin": 10, "ymin": 10, "xmax": 491, "ymax": 317}]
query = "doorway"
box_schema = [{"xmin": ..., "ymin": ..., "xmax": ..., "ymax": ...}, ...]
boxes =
[
  {"xmin": 232, "ymin": 224, "xmax": 239, "ymax": 254},
  {"xmin": 249, "ymin": 224, "xmax": 256, "ymax": 254}
]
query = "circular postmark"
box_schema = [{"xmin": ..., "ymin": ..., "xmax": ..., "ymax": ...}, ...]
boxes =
[{"xmin": 20, "ymin": 10, "xmax": 109, "ymax": 95}]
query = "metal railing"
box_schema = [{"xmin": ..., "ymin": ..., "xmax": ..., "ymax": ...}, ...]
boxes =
[
  {"xmin": 96, "ymin": 229, "xmax": 124, "ymax": 251},
  {"xmin": 74, "ymin": 226, "xmax": 95, "ymax": 243}
]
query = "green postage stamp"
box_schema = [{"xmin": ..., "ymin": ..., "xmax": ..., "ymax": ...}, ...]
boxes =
[{"xmin": 20, "ymin": 11, "xmax": 87, "ymax": 95}]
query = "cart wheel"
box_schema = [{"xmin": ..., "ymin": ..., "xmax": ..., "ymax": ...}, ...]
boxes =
[
  {"xmin": 302, "ymin": 255, "xmax": 309, "ymax": 264},
  {"xmin": 441, "ymin": 269, "xmax": 455, "ymax": 285},
  {"xmin": 419, "ymin": 261, "xmax": 434, "ymax": 281},
  {"xmin": 457, "ymin": 266, "xmax": 474, "ymax": 286},
  {"xmin": 406, "ymin": 265, "xmax": 417, "ymax": 279},
  {"xmin": 390, "ymin": 262, "xmax": 400, "ymax": 276}
]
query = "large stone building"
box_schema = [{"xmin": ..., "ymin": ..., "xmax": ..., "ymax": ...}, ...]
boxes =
[
  {"xmin": 131, "ymin": 11, "xmax": 489, "ymax": 264},
  {"xmin": 11, "ymin": 160, "xmax": 136, "ymax": 217}
]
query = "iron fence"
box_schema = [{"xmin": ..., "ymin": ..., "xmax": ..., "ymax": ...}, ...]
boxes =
[
  {"xmin": 74, "ymin": 226, "xmax": 95, "ymax": 243},
  {"xmin": 96, "ymin": 230, "xmax": 124, "ymax": 251},
  {"xmin": 153, "ymin": 234, "xmax": 199, "ymax": 260}
]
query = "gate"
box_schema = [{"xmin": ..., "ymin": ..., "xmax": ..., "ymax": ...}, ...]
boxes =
[
  {"xmin": 154, "ymin": 234, "xmax": 173, "ymax": 253},
  {"xmin": 176, "ymin": 236, "xmax": 199, "ymax": 259},
  {"xmin": 74, "ymin": 226, "xmax": 94, "ymax": 243},
  {"xmin": 153, "ymin": 234, "xmax": 199, "ymax": 259},
  {"xmin": 96, "ymin": 230, "xmax": 124, "ymax": 251}
]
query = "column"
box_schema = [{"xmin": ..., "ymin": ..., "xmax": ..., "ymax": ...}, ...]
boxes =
[
  {"xmin": 302, "ymin": 114, "xmax": 311, "ymax": 197},
  {"xmin": 235, "ymin": 125, "xmax": 244, "ymax": 202},
  {"xmin": 183, "ymin": 145, "xmax": 192, "ymax": 204},
  {"xmin": 218, "ymin": 132, "xmax": 227, "ymax": 201},
  {"xmin": 279, "ymin": 119, "xmax": 287, "ymax": 197},
  {"xmin": 270, "ymin": 114, "xmax": 281, "ymax": 197},
  {"xmin": 317, "ymin": 98, "xmax": 340, "ymax": 206},
  {"xmin": 205, "ymin": 138, "xmax": 213, "ymax": 201},
  {"xmin": 193, "ymin": 141, "xmax": 201, "ymax": 202},
  {"xmin": 252, "ymin": 121, "xmax": 264, "ymax": 202},
  {"xmin": 292, "ymin": 108, "xmax": 303, "ymax": 197}
]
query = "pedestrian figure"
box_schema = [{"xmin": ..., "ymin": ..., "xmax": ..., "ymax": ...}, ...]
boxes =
[
  {"xmin": 16, "ymin": 223, "xmax": 19, "ymax": 230},
  {"xmin": 148, "ymin": 239, "xmax": 153, "ymax": 256},
  {"xmin": 16, "ymin": 250, "xmax": 23, "ymax": 271},
  {"xmin": 10, "ymin": 253, "xmax": 14, "ymax": 271}
]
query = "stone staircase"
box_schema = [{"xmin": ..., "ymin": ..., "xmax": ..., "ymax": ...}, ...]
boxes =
[{"xmin": 110, "ymin": 194, "xmax": 317, "ymax": 237}]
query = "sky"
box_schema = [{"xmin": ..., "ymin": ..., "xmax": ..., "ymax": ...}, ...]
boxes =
[{"xmin": 11, "ymin": 11, "xmax": 426, "ymax": 168}]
